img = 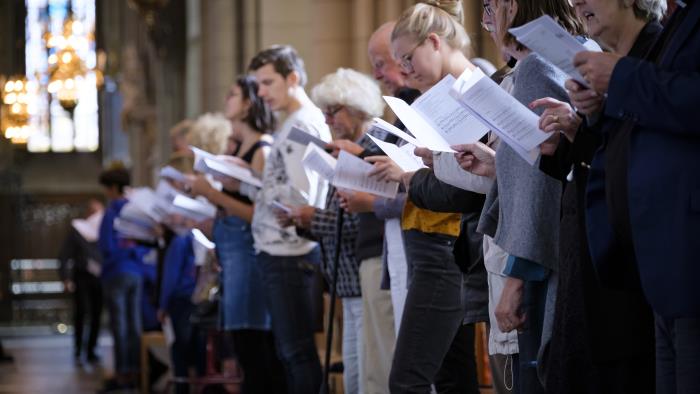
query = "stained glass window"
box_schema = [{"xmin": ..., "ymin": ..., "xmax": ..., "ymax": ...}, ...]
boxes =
[{"xmin": 25, "ymin": 0, "xmax": 99, "ymax": 152}]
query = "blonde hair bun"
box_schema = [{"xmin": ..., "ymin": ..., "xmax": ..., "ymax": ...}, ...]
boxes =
[
  {"xmin": 392, "ymin": 1, "xmax": 470, "ymax": 53},
  {"xmin": 423, "ymin": 0, "xmax": 464, "ymax": 25}
]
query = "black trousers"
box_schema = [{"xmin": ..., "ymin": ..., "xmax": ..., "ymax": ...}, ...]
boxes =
[
  {"xmin": 229, "ymin": 329, "xmax": 288, "ymax": 394},
  {"xmin": 73, "ymin": 270, "xmax": 102, "ymax": 357},
  {"xmin": 434, "ymin": 323, "xmax": 480, "ymax": 394},
  {"xmin": 390, "ymin": 230, "xmax": 464, "ymax": 393}
]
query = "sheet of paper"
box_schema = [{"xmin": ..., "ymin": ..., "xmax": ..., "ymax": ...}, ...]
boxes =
[
  {"xmin": 412, "ymin": 74, "xmax": 490, "ymax": 145},
  {"xmin": 191, "ymin": 228, "xmax": 215, "ymax": 250},
  {"xmin": 171, "ymin": 195, "xmax": 217, "ymax": 222},
  {"xmin": 384, "ymin": 96, "xmax": 454, "ymax": 152},
  {"xmin": 331, "ymin": 151, "xmax": 398, "ymax": 199},
  {"xmin": 114, "ymin": 217, "xmax": 157, "ymax": 242},
  {"xmin": 367, "ymin": 134, "xmax": 425, "ymax": 172},
  {"xmin": 201, "ymin": 157, "xmax": 263, "ymax": 188},
  {"xmin": 119, "ymin": 202, "xmax": 158, "ymax": 229},
  {"xmin": 508, "ymin": 15, "xmax": 590, "ymax": 86},
  {"xmin": 270, "ymin": 200, "xmax": 292, "ymax": 214},
  {"xmin": 450, "ymin": 68, "xmax": 552, "ymax": 153},
  {"xmin": 156, "ymin": 180, "xmax": 184, "ymax": 203},
  {"xmin": 287, "ymin": 126, "xmax": 329, "ymax": 150},
  {"xmin": 433, "ymin": 152, "xmax": 494, "ymax": 194},
  {"xmin": 128, "ymin": 187, "xmax": 171, "ymax": 223},
  {"xmin": 496, "ymin": 129, "xmax": 540, "ymax": 165},
  {"xmin": 159, "ymin": 166, "xmax": 187, "ymax": 182},
  {"xmin": 71, "ymin": 210, "xmax": 103, "ymax": 242},
  {"xmin": 302, "ymin": 143, "xmax": 337, "ymax": 180},
  {"xmin": 370, "ymin": 118, "xmax": 421, "ymax": 147},
  {"xmin": 190, "ymin": 146, "xmax": 217, "ymax": 173}
]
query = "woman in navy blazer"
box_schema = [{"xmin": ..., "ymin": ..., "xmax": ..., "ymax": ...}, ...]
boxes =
[{"xmin": 576, "ymin": 1, "xmax": 700, "ymax": 392}]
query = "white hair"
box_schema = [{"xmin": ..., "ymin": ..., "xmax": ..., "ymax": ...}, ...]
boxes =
[
  {"xmin": 187, "ymin": 112, "xmax": 232, "ymax": 155},
  {"xmin": 630, "ymin": 0, "xmax": 667, "ymax": 21},
  {"xmin": 311, "ymin": 68, "xmax": 385, "ymax": 119}
]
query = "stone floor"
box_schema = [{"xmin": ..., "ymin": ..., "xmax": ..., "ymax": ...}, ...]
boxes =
[
  {"xmin": 0, "ymin": 333, "xmax": 494, "ymax": 394},
  {"xmin": 0, "ymin": 334, "xmax": 113, "ymax": 394}
]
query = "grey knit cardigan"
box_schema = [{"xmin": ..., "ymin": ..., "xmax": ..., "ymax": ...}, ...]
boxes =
[{"xmin": 477, "ymin": 53, "xmax": 570, "ymax": 271}]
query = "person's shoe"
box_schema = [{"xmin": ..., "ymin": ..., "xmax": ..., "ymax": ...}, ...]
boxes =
[
  {"xmin": 97, "ymin": 378, "xmax": 130, "ymax": 393},
  {"xmin": 86, "ymin": 351, "xmax": 101, "ymax": 364}
]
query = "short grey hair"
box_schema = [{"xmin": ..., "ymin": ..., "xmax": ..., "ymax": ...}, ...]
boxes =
[
  {"xmin": 625, "ymin": 0, "xmax": 667, "ymax": 21},
  {"xmin": 311, "ymin": 68, "xmax": 385, "ymax": 119}
]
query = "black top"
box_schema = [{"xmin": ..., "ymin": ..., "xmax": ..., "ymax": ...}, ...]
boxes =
[
  {"xmin": 354, "ymin": 88, "xmax": 421, "ymax": 261},
  {"xmin": 225, "ymin": 139, "xmax": 270, "ymax": 205},
  {"xmin": 58, "ymin": 227, "xmax": 102, "ymax": 281}
]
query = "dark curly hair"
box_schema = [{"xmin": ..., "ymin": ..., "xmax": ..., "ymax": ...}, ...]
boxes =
[
  {"xmin": 98, "ymin": 167, "xmax": 130, "ymax": 194},
  {"xmin": 236, "ymin": 75, "xmax": 277, "ymax": 133}
]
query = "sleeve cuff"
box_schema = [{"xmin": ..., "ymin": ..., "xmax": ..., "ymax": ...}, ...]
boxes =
[{"xmin": 503, "ymin": 255, "xmax": 548, "ymax": 281}]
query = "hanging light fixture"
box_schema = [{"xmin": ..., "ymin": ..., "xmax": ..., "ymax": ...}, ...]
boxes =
[
  {"xmin": 45, "ymin": 12, "xmax": 89, "ymax": 113},
  {"xmin": 1, "ymin": 76, "xmax": 34, "ymax": 144}
]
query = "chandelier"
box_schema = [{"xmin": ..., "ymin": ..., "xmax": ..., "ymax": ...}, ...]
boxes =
[
  {"xmin": 1, "ymin": 76, "xmax": 34, "ymax": 144},
  {"xmin": 45, "ymin": 14, "xmax": 95, "ymax": 112}
]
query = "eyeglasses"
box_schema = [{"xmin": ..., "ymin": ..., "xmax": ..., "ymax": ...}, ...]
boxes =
[
  {"xmin": 398, "ymin": 39, "xmax": 425, "ymax": 73},
  {"xmin": 323, "ymin": 105, "xmax": 344, "ymax": 118},
  {"xmin": 482, "ymin": 2, "xmax": 495, "ymax": 32}
]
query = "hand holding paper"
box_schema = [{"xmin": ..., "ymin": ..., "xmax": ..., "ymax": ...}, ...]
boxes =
[
  {"xmin": 190, "ymin": 145, "xmax": 262, "ymax": 188},
  {"xmin": 365, "ymin": 156, "xmax": 405, "ymax": 183},
  {"xmin": 413, "ymin": 147, "xmax": 434, "ymax": 168},
  {"xmin": 367, "ymin": 134, "xmax": 425, "ymax": 172},
  {"xmin": 452, "ymin": 142, "xmax": 497, "ymax": 179},
  {"xmin": 564, "ymin": 79, "xmax": 603, "ymax": 116},
  {"xmin": 508, "ymin": 15, "xmax": 592, "ymax": 86},
  {"xmin": 449, "ymin": 67, "xmax": 551, "ymax": 162}
]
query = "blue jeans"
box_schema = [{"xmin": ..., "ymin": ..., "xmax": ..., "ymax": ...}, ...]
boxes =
[
  {"xmin": 258, "ymin": 249, "xmax": 322, "ymax": 394},
  {"xmin": 655, "ymin": 315, "xmax": 700, "ymax": 394},
  {"xmin": 104, "ymin": 272, "xmax": 142, "ymax": 375},
  {"xmin": 390, "ymin": 230, "xmax": 464, "ymax": 393}
]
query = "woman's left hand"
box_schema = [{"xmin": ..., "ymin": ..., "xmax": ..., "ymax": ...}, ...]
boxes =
[{"xmin": 530, "ymin": 97, "xmax": 582, "ymax": 144}]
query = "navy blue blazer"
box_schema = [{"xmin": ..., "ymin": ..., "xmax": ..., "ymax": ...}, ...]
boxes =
[{"xmin": 586, "ymin": 2, "xmax": 700, "ymax": 318}]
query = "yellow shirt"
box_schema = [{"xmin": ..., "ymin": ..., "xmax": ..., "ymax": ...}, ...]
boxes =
[{"xmin": 401, "ymin": 200, "xmax": 461, "ymax": 237}]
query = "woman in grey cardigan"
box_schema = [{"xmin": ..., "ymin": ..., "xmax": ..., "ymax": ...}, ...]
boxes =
[{"xmin": 457, "ymin": 1, "xmax": 586, "ymax": 393}]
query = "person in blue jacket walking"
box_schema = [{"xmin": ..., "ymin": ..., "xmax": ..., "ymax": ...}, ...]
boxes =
[{"xmin": 97, "ymin": 167, "xmax": 150, "ymax": 391}]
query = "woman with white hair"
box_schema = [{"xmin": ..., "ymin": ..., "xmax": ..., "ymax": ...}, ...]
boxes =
[
  {"xmin": 530, "ymin": 0, "xmax": 667, "ymax": 392},
  {"xmin": 281, "ymin": 67, "xmax": 384, "ymax": 394}
]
